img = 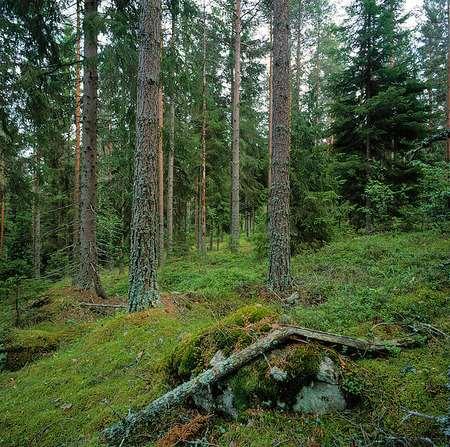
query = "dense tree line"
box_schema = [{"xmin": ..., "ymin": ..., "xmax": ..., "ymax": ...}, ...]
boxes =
[{"xmin": 0, "ymin": 0, "xmax": 448, "ymax": 301}]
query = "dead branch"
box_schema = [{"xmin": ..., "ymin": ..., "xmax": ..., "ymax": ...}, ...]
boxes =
[
  {"xmin": 103, "ymin": 324, "xmax": 415, "ymax": 445},
  {"xmin": 79, "ymin": 302, "xmax": 126, "ymax": 309}
]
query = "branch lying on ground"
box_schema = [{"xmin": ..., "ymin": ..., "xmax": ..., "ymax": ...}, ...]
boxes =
[
  {"xmin": 78, "ymin": 302, "xmax": 126, "ymax": 309},
  {"xmin": 103, "ymin": 324, "xmax": 417, "ymax": 445}
]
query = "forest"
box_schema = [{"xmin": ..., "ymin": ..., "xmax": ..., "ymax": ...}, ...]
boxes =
[{"xmin": 0, "ymin": 0, "xmax": 449, "ymax": 445}]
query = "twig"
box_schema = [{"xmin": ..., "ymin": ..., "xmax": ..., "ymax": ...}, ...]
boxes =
[{"xmin": 79, "ymin": 302, "xmax": 126, "ymax": 309}]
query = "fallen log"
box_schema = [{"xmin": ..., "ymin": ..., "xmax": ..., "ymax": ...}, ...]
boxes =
[{"xmin": 103, "ymin": 325, "xmax": 415, "ymax": 445}]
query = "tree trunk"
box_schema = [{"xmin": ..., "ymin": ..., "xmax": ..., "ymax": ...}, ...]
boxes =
[
  {"xmin": 128, "ymin": 0, "xmax": 162, "ymax": 312},
  {"xmin": 158, "ymin": 86, "xmax": 165, "ymax": 263},
  {"xmin": 230, "ymin": 0, "xmax": 241, "ymax": 252},
  {"xmin": 0, "ymin": 153, "xmax": 5, "ymax": 258},
  {"xmin": 268, "ymin": 0, "xmax": 291, "ymax": 293},
  {"xmin": 32, "ymin": 149, "xmax": 41, "ymax": 279},
  {"xmin": 167, "ymin": 102, "xmax": 174, "ymax": 253},
  {"xmin": 268, "ymin": 19, "xmax": 273, "ymax": 189},
  {"xmin": 73, "ymin": 0, "xmax": 82, "ymax": 281},
  {"xmin": 200, "ymin": 4, "xmax": 207, "ymax": 256},
  {"xmin": 78, "ymin": 0, "xmax": 106, "ymax": 298},
  {"xmin": 194, "ymin": 175, "xmax": 199, "ymax": 249},
  {"xmin": 447, "ymin": 0, "xmax": 450, "ymax": 161},
  {"xmin": 294, "ymin": 0, "xmax": 303, "ymax": 113},
  {"xmin": 167, "ymin": 11, "xmax": 176, "ymax": 254},
  {"xmin": 365, "ymin": 12, "xmax": 373, "ymax": 233}
]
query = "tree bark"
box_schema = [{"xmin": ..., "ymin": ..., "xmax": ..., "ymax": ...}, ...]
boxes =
[
  {"xmin": 268, "ymin": 0, "xmax": 291, "ymax": 293},
  {"xmin": 167, "ymin": 102, "xmax": 174, "ymax": 253},
  {"xmin": 447, "ymin": 0, "xmax": 450, "ymax": 161},
  {"xmin": 294, "ymin": 0, "xmax": 303, "ymax": 113},
  {"xmin": 158, "ymin": 86, "xmax": 165, "ymax": 263},
  {"xmin": 268, "ymin": 19, "xmax": 273, "ymax": 189},
  {"xmin": 78, "ymin": 0, "xmax": 106, "ymax": 298},
  {"xmin": 167, "ymin": 10, "xmax": 177, "ymax": 254},
  {"xmin": 0, "ymin": 153, "xmax": 5, "ymax": 258},
  {"xmin": 194, "ymin": 175, "xmax": 199, "ymax": 249},
  {"xmin": 32, "ymin": 148, "xmax": 41, "ymax": 279},
  {"xmin": 200, "ymin": 4, "xmax": 207, "ymax": 256},
  {"xmin": 230, "ymin": 0, "xmax": 241, "ymax": 252},
  {"xmin": 73, "ymin": 0, "xmax": 82, "ymax": 280},
  {"xmin": 128, "ymin": 0, "xmax": 162, "ymax": 312},
  {"xmin": 365, "ymin": 11, "xmax": 373, "ymax": 232},
  {"xmin": 103, "ymin": 324, "xmax": 413, "ymax": 445}
]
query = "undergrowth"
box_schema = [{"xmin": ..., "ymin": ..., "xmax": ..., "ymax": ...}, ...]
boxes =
[{"xmin": 0, "ymin": 230, "xmax": 448, "ymax": 446}]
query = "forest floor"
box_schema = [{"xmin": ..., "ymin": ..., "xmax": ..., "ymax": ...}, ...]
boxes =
[{"xmin": 0, "ymin": 230, "xmax": 449, "ymax": 446}]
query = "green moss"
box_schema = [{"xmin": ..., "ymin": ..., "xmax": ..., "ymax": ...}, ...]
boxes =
[
  {"xmin": 228, "ymin": 344, "xmax": 325, "ymax": 413},
  {"xmin": 382, "ymin": 287, "xmax": 449, "ymax": 323},
  {"xmin": 166, "ymin": 304, "xmax": 277, "ymax": 383},
  {"xmin": 3, "ymin": 323, "xmax": 83, "ymax": 370},
  {"xmin": 0, "ymin": 230, "xmax": 449, "ymax": 446}
]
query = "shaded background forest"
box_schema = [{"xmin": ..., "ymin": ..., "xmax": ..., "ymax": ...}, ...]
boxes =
[{"xmin": 0, "ymin": 0, "xmax": 448, "ymax": 285}]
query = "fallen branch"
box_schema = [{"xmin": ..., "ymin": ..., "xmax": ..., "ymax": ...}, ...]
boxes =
[
  {"xmin": 79, "ymin": 302, "xmax": 126, "ymax": 309},
  {"xmin": 278, "ymin": 324, "xmax": 415, "ymax": 353},
  {"xmin": 103, "ymin": 325, "xmax": 414, "ymax": 445}
]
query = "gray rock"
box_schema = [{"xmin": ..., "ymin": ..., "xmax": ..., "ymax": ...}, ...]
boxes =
[
  {"xmin": 193, "ymin": 384, "xmax": 238, "ymax": 419},
  {"xmin": 193, "ymin": 385, "xmax": 215, "ymax": 412},
  {"xmin": 220, "ymin": 386, "xmax": 238, "ymax": 419},
  {"xmin": 316, "ymin": 356, "xmax": 339, "ymax": 385},
  {"xmin": 270, "ymin": 366, "xmax": 288, "ymax": 382},
  {"xmin": 293, "ymin": 382, "xmax": 346, "ymax": 414}
]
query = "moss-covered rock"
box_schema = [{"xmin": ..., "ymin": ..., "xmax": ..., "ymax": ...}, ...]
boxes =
[
  {"xmin": 227, "ymin": 344, "xmax": 325, "ymax": 413},
  {"xmin": 166, "ymin": 304, "xmax": 277, "ymax": 384}
]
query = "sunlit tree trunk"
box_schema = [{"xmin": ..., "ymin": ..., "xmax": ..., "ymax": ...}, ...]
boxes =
[
  {"xmin": 73, "ymin": 0, "xmax": 82, "ymax": 280},
  {"xmin": 230, "ymin": 0, "xmax": 241, "ymax": 252},
  {"xmin": 78, "ymin": 0, "xmax": 106, "ymax": 298},
  {"xmin": 129, "ymin": 0, "xmax": 162, "ymax": 311},
  {"xmin": 268, "ymin": 0, "xmax": 291, "ymax": 293}
]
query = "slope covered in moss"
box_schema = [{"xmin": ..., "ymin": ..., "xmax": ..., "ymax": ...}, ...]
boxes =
[{"xmin": 0, "ymin": 230, "xmax": 448, "ymax": 446}]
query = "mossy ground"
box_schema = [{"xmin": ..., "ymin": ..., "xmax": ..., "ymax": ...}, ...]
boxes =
[{"xmin": 0, "ymin": 231, "xmax": 448, "ymax": 446}]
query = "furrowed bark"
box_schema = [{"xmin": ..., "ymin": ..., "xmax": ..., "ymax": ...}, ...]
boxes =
[
  {"xmin": 167, "ymin": 8, "xmax": 177, "ymax": 254},
  {"xmin": 78, "ymin": 0, "xmax": 106, "ymax": 299},
  {"xmin": 103, "ymin": 325, "xmax": 414, "ymax": 445},
  {"xmin": 128, "ymin": 0, "xmax": 162, "ymax": 311},
  {"xmin": 230, "ymin": 0, "xmax": 241, "ymax": 252},
  {"xmin": 268, "ymin": 0, "xmax": 291, "ymax": 292}
]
